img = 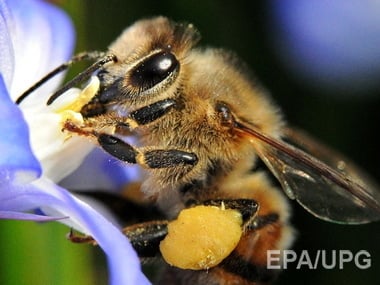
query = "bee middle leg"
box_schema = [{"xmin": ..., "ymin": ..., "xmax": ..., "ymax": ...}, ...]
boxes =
[{"xmin": 68, "ymin": 220, "xmax": 169, "ymax": 258}]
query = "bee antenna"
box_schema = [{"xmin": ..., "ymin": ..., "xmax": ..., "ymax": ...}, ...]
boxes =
[
  {"xmin": 46, "ymin": 53, "xmax": 118, "ymax": 105},
  {"xmin": 15, "ymin": 51, "xmax": 116, "ymax": 105}
]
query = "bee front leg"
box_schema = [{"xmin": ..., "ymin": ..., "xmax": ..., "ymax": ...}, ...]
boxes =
[
  {"xmin": 63, "ymin": 121, "xmax": 198, "ymax": 169},
  {"xmin": 98, "ymin": 134, "xmax": 198, "ymax": 169},
  {"xmin": 65, "ymin": 98, "xmax": 196, "ymax": 169}
]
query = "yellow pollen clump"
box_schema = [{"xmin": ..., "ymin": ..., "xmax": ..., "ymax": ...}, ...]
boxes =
[
  {"xmin": 160, "ymin": 205, "xmax": 243, "ymax": 270},
  {"xmin": 55, "ymin": 76, "xmax": 100, "ymax": 124}
]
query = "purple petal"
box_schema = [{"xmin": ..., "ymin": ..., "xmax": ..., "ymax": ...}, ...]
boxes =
[
  {"xmin": 0, "ymin": 210, "xmax": 65, "ymax": 221},
  {"xmin": 0, "ymin": 0, "xmax": 14, "ymax": 87},
  {"xmin": 0, "ymin": 178, "xmax": 151, "ymax": 285},
  {"xmin": 5, "ymin": 0, "xmax": 75, "ymax": 101},
  {"xmin": 268, "ymin": 0, "xmax": 380, "ymax": 96},
  {"xmin": 0, "ymin": 74, "xmax": 41, "ymax": 184}
]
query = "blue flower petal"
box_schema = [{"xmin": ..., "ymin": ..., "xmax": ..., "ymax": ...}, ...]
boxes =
[
  {"xmin": 1, "ymin": 1, "xmax": 150, "ymax": 283},
  {"xmin": 0, "ymin": 75, "xmax": 41, "ymax": 184},
  {"xmin": 0, "ymin": 0, "xmax": 15, "ymax": 88},
  {"xmin": 269, "ymin": 0, "xmax": 380, "ymax": 96},
  {"xmin": 38, "ymin": 0, "xmax": 75, "ymax": 64},
  {"xmin": 0, "ymin": 178, "xmax": 151, "ymax": 285},
  {"xmin": 6, "ymin": 0, "xmax": 75, "ymax": 100}
]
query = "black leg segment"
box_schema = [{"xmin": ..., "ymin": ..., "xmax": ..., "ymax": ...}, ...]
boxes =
[
  {"xmin": 68, "ymin": 220, "xmax": 169, "ymax": 258},
  {"xmin": 144, "ymin": 149, "xmax": 198, "ymax": 168},
  {"xmin": 203, "ymin": 199, "xmax": 258, "ymax": 226},
  {"xmin": 98, "ymin": 134, "xmax": 198, "ymax": 168},
  {"xmin": 130, "ymin": 99, "xmax": 177, "ymax": 125},
  {"xmin": 98, "ymin": 134, "xmax": 138, "ymax": 163},
  {"xmin": 123, "ymin": 221, "xmax": 169, "ymax": 257}
]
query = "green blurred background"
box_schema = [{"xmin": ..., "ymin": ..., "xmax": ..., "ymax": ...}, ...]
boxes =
[{"xmin": 1, "ymin": 0, "xmax": 379, "ymax": 284}]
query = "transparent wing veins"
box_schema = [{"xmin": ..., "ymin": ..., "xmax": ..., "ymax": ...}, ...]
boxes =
[{"xmin": 235, "ymin": 121, "xmax": 380, "ymax": 224}]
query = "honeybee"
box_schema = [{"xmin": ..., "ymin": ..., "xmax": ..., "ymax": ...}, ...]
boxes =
[{"xmin": 17, "ymin": 17, "xmax": 380, "ymax": 285}]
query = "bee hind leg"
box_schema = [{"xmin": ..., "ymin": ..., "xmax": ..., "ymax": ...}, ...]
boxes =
[
  {"xmin": 202, "ymin": 198, "xmax": 259, "ymax": 227},
  {"xmin": 68, "ymin": 220, "xmax": 169, "ymax": 258}
]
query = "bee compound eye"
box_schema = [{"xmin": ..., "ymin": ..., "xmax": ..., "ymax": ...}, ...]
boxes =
[{"xmin": 130, "ymin": 51, "xmax": 179, "ymax": 92}]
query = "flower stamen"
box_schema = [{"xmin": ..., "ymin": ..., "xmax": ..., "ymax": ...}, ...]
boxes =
[{"xmin": 54, "ymin": 76, "xmax": 100, "ymax": 126}]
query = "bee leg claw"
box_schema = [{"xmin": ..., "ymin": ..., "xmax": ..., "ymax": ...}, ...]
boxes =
[
  {"xmin": 67, "ymin": 229, "xmax": 97, "ymax": 245},
  {"xmin": 63, "ymin": 120, "xmax": 97, "ymax": 137}
]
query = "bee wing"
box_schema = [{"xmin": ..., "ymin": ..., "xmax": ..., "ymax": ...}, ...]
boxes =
[
  {"xmin": 283, "ymin": 127, "xmax": 380, "ymax": 195},
  {"xmin": 235, "ymin": 122, "xmax": 380, "ymax": 224}
]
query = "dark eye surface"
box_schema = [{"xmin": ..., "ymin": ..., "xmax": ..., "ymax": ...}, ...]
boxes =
[{"xmin": 130, "ymin": 51, "xmax": 179, "ymax": 92}]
